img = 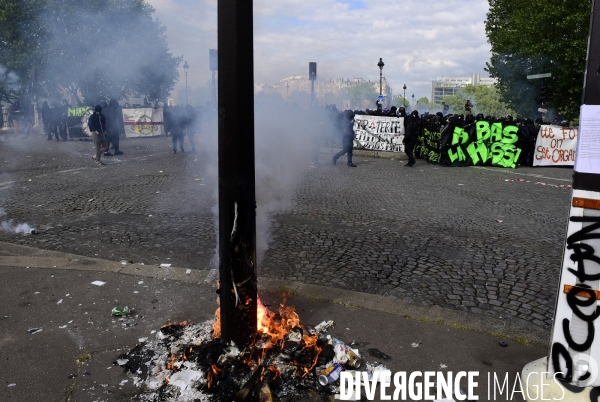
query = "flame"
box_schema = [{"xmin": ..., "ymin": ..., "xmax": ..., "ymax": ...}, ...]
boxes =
[
  {"xmin": 211, "ymin": 296, "xmax": 322, "ymax": 378},
  {"xmin": 166, "ymin": 354, "xmax": 177, "ymax": 371},
  {"xmin": 207, "ymin": 364, "xmax": 222, "ymax": 389},
  {"xmin": 213, "ymin": 308, "xmax": 221, "ymax": 338}
]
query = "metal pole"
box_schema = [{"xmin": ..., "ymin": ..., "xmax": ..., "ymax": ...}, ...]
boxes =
[
  {"xmin": 311, "ymin": 80, "xmax": 314, "ymax": 106},
  {"xmin": 185, "ymin": 71, "xmax": 188, "ymax": 105},
  {"xmin": 212, "ymin": 70, "xmax": 216, "ymax": 103},
  {"xmin": 380, "ymin": 70, "xmax": 382, "ymax": 96},
  {"xmin": 217, "ymin": 0, "xmax": 257, "ymax": 348}
]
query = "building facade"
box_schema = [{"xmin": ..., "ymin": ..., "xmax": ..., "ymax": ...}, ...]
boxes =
[
  {"xmin": 255, "ymin": 75, "xmax": 392, "ymax": 109},
  {"xmin": 431, "ymin": 73, "xmax": 497, "ymax": 104}
]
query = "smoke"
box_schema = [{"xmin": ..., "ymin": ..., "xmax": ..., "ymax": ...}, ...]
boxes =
[
  {"xmin": 0, "ymin": 208, "xmax": 35, "ymax": 234},
  {"xmin": 0, "ymin": 65, "xmax": 20, "ymax": 92}
]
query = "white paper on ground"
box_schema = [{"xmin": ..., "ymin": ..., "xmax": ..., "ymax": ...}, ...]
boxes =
[{"xmin": 90, "ymin": 281, "xmax": 106, "ymax": 286}]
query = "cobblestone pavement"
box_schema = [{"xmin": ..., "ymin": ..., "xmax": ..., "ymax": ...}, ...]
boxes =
[{"xmin": 0, "ymin": 131, "xmax": 573, "ymax": 332}]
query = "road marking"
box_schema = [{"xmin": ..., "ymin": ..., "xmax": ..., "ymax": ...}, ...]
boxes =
[
  {"xmin": 57, "ymin": 168, "xmax": 86, "ymax": 174},
  {"xmin": 471, "ymin": 166, "xmax": 572, "ymax": 182},
  {"xmin": 0, "ymin": 181, "xmax": 14, "ymax": 186}
]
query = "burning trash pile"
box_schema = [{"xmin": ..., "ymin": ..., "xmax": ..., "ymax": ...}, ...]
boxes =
[{"xmin": 116, "ymin": 299, "xmax": 388, "ymax": 401}]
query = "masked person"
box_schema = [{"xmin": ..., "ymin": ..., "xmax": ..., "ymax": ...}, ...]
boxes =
[
  {"xmin": 88, "ymin": 105, "xmax": 108, "ymax": 165},
  {"xmin": 165, "ymin": 105, "xmax": 185, "ymax": 153},
  {"xmin": 403, "ymin": 110, "xmax": 420, "ymax": 167},
  {"xmin": 104, "ymin": 99, "xmax": 123, "ymax": 156},
  {"xmin": 332, "ymin": 110, "xmax": 357, "ymax": 167}
]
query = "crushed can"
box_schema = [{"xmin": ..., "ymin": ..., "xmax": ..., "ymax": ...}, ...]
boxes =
[
  {"xmin": 319, "ymin": 363, "xmax": 343, "ymax": 386},
  {"xmin": 112, "ymin": 306, "xmax": 130, "ymax": 316}
]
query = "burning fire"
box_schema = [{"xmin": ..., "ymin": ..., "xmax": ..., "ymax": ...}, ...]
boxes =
[{"xmin": 212, "ymin": 297, "xmax": 322, "ymax": 377}]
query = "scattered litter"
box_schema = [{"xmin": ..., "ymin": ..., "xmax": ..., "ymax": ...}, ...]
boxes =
[
  {"xmin": 314, "ymin": 320, "xmax": 334, "ymax": 332},
  {"xmin": 117, "ymin": 358, "xmax": 129, "ymax": 366},
  {"xmin": 367, "ymin": 348, "xmax": 391, "ymax": 361},
  {"xmin": 495, "ymin": 219, "xmax": 503, "ymax": 223},
  {"xmin": 160, "ymin": 263, "xmax": 171, "ymax": 268},
  {"xmin": 66, "ymin": 294, "xmax": 70, "ymax": 297},
  {"xmin": 91, "ymin": 281, "xmax": 106, "ymax": 286},
  {"xmin": 57, "ymin": 299, "xmax": 63, "ymax": 304},
  {"xmin": 186, "ymin": 269, "xmax": 191, "ymax": 274},
  {"xmin": 458, "ymin": 183, "xmax": 463, "ymax": 186},
  {"xmin": 27, "ymin": 328, "xmax": 43, "ymax": 334},
  {"xmin": 112, "ymin": 306, "xmax": 130, "ymax": 316},
  {"xmin": 68, "ymin": 320, "xmax": 73, "ymax": 324},
  {"xmin": 2, "ymin": 315, "xmax": 11, "ymax": 320},
  {"xmin": 134, "ymin": 291, "xmax": 139, "ymax": 294},
  {"xmin": 204, "ymin": 268, "xmax": 218, "ymax": 282},
  {"xmin": 150, "ymin": 330, "xmax": 156, "ymax": 334},
  {"xmin": 138, "ymin": 281, "xmax": 144, "ymax": 284},
  {"xmin": 366, "ymin": 362, "xmax": 389, "ymax": 381},
  {"xmin": 138, "ymin": 337, "xmax": 148, "ymax": 343},
  {"xmin": 119, "ymin": 379, "xmax": 129, "ymax": 386},
  {"xmin": 159, "ymin": 171, "xmax": 163, "ymax": 173},
  {"xmin": 7, "ymin": 383, "xmax": 15, "ymax": 388},
  {"xmin": 439, "ymin": 363, "xmax": 448, "ymax": 369},
  {"xmin": 34, "ymin": 292, "xmax": 39, "ymax": 294},
  {"xmin": 59, "ymin": 325, "xmax": 67, "ymax": 329},
  {"xmin": 499, "ymin": 341, "xmax": 508, "ymax": 347},
  {"xmin": 411, "ymin": 341, "xmax": 421, "ymax": 348},
  {"xmin": 121, "ymin": 260, "xmax": 128, "ymax": 265}
]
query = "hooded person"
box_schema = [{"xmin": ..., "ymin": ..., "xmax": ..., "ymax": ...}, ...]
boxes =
[
  {"xmin": 88, "ymin": 105, "xmax": 108, "ymax": 165},
  {"xmin": 403, "ymin": 110, "xmax": 420, "ymax": 167},
  {"xmin": 104, "ymin": 99, "xmax": 123, "ymax": 156},
  {"xmin": 332, "ymin": 110, "xmax": 357, "ymax": 167}
]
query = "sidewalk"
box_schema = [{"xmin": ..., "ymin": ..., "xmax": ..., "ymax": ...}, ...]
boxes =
[{"xmin": 0, "ymin": 241, "xmax": 548, "ymax": 401}]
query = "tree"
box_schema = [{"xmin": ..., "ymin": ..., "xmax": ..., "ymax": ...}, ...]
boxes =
[
  {"xmin": 485, "ymin": 0, "xmax": 590, "ymax": 121},
  {"xmin": 344, "ymin": 82, "xmax": 378, "ymax": 110},
  {"xmin": 393, "ymin": 96, "xmax": 409, "ymax": 108},
  {"xmin": 0, "ymin": 0, "xmax": 181, "ymax": 104},
  {"xmin": 442, "ymin": 84, "xmax": 515, "ymax": 117}
]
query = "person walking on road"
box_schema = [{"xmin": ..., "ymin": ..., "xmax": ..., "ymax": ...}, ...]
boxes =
[
  {"xmin": 88, "ymin": 105, "xmax": 108, "ymax": 165},
  {"xmin": 332, "ymin": 110, "xmax": 357, "ymax": 167}
]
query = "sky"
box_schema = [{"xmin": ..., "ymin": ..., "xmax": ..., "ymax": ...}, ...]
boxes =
[{"xmin": 145, "ymin": 0, "xmax": 492, "ymax": 102}]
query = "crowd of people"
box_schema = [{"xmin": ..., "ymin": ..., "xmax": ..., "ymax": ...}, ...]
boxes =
[{"xmin": 323, "ymin": 99, "xmax": 548, "ymax": 169}]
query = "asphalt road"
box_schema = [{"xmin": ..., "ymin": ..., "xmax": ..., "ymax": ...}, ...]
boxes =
[{"xmin": 0, "ymin": 129, "xmax": 573, "ymax": 335}]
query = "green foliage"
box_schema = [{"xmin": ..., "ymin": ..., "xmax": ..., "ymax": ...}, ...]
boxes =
[
  {"xmin": 393, "ymin": 96, "xmax": 409, "ymax": 108},
  {"xmin": 344, "ymin": 82, "xmax": 378, "ymax": 110},
  {"xmin": 485, "ymin": 0, "xmax": 590, "ymax": 121},
  {"xmin": 416, "ymin": 96, "xmax": 429, "ymax": 106},
  {"xmin": 0, "ymin": 0, "xmax": 181, "ymax": 104},
  {"xmin": 443, "ymin": 85, "xmax": 515, "ymax": 117}
]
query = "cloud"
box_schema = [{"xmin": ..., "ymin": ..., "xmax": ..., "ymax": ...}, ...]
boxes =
[{"xmin": 145, "ymin": 0, "xmax": 491, "ymax": 100}]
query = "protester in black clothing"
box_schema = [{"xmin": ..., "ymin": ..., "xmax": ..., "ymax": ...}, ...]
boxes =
[
  {"xmin": 49, "ymin": 104, "xmax": 62, "ymax": 141},
  {"xmin": 104, "ymin": 99, "xmax": 123, "ymax": 156},
  {"xmin": 58, "ymin": 99, "xmax": 69, "ymax": 140},
  {"xmin": 465, "ymin": 100, "xmax": 473, "ymax": 116},
  {"xmin": 185, "ymin": 104, "xmax": 198, "ymax": 154},
  {"xmin": 88, "ymin": 105, "xmax": 108, "ymax": 165},
  {"xmin": 332, "ymin": 110, "xmax": 357, "ymax": 167},
  {"xmin": 403, "ymin": 110, "xmax": 420, "ymax": 167},
  {"xmin": 41, "ymin": 101, "xmax": 52, "ymax": 139},
  {"xmin": 165, "ymin": 105, "xmax": 186, "ymax": 153}
]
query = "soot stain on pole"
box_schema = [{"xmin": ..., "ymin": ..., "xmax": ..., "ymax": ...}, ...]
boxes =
[{"xmin": 217, "ymin": 0, "xmax": 257, "ymax": 348}]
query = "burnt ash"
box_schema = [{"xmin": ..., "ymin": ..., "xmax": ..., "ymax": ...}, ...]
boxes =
[{"xmin": 116, "ymin": 319, "xmax": 348, "ymax": 401}]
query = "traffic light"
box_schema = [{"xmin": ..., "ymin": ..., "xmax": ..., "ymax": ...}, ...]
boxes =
[
  {"xmin": 539, "ymin": 84, "xmax": 547, "ymax": 103},
  {"xmin": 309, "ymin": 62, "xmax": 317, "ymax": 81}
]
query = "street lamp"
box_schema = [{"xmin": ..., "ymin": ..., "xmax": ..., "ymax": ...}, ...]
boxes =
[
  {"xmin": 183, "ymin": 60, "xmax": 189, "ymax": 104},
  {"xmin": 377, "ymin": 58, "xmax": 385, "ymax": 96},
  {"xmin": 286, "ymin": 81, "xmax": 289, "ymax": 99},
  {"xmin": 402, "ymin": 84, "xmax": 407, "ymax": 107},
  {"xmin": 412, "ymin": 93, "xmax": 415, "ymax": 109}
]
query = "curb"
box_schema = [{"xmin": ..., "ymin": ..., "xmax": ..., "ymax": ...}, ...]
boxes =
[{"xmin": 0, "ymin": 241, "xmax": 550, "ymax": 347}]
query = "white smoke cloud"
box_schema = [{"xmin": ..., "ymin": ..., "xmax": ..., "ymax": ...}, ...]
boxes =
[{"xmin": 0, "ymin": 208, "xmax": 35, "ymax": 234}]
